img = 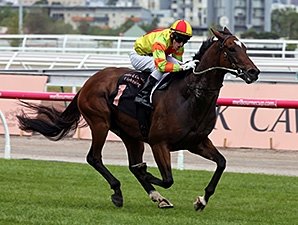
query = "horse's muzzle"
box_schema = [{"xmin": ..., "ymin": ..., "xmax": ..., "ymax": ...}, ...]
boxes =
[{"xmin": 239, "ymin": 67, "xmax": 260, "ymax": 84}]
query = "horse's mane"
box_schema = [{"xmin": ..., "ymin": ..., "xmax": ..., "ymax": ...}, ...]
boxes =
[
  {"xmin": 193, "ymin": 37, "xmax": 215, "ymax": 61},
  {"xmin": 193, "ymin": 29, "xmax": 230, "ymax": 61}
]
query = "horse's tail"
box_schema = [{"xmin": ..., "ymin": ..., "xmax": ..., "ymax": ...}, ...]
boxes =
[{"xmin": 17, "ymin": 91, "xmax": 82, "ymax": 141}]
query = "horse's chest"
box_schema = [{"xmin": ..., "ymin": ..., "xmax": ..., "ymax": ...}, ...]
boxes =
[
  {"xmin": 192, "ymin": 117, "xmax": 215, "ymax": 137},
  {"xmin": 154, "ymin": 91, "xmax": 218, "ymax": 146},
  {"xmin": 190, "ymin": 125, "xmax": 213, "ymax": 140},
  {"xmin": 182, "ymin": 107, "xmax": 217, "ymax": 144}
]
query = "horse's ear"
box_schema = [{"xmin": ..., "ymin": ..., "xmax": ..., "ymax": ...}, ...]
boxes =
[
  {"xmin": 210, "ymin": 28, "xmax": 225, "ymax": 41},
  {"xmin": 223, "ymin": 27, "xmax": 232, "ymax": 35}
]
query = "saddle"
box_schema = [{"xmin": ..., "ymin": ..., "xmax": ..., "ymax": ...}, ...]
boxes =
[{"xmin": 109, "ymin": 70, "xmax": 173, "ymax": 136}]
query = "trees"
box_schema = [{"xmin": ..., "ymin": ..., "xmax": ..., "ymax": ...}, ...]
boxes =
[
  {"xmin": 241, "ymin": 29, "xmax": 279, "ymax": 39},
  {"xmin": 241, "ymin": 8, "xmax": 298, "ymax": 40},
  {"xmin": 24, "ymin": 9, "xmax": 76, "ymax": 34},
  {"xmin": 0, "ymin": 7, "xmax": 19, "ymax": 34},
  {"xmin": 0, "ymin": 7, "xmax": 76, "ymax": 34},
  {"xmin": 271, "ymin": 8, "xmax": 298, "ymax": 39}
]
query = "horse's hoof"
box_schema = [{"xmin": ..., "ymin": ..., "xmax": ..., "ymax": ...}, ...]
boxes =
[
  {"xmin": 193, "ymin": 196, "xmax": 206, "ymax": 211},
  {"xmin": 111, "ymin": 193, "xmax": 123, "ymax": 207},
  {"xmin": 158, "ymin": 199, "xmax": 174, "ymax": 209},
  {"xmin": 149, "ymin": 190, "xmax": 174, "ymax": 209}
]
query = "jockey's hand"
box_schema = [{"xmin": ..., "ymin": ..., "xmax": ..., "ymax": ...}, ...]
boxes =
[{"xmin": 180, "ymin": 60, "xmax": 199, "ymax": 71}]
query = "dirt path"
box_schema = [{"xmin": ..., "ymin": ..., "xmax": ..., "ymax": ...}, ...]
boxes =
[{"xmin": 1, "ymin": 135, "xmax": 297, "ymax": 176}]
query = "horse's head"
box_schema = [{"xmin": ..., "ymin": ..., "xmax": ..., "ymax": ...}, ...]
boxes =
[{"xmin": 209, "ymin": 27, "xmax": 260, "ymax": 84}]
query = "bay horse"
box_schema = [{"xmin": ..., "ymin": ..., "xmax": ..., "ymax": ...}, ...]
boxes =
[{"xmin": 17, "ymin": 27, "xmax": 260, "ymax": 211}]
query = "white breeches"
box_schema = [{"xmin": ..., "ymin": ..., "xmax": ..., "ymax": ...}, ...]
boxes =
[{"xmin": 129, "ymin": 51, "xmax": 180, "ymax": 81}]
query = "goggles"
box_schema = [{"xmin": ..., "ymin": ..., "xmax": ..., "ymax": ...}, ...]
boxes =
[{"xmin": 173, "ymin": 33, "xmax": 190, "ymax": 44}]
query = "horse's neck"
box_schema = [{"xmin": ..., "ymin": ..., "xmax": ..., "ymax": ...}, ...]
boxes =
[
  {"xmin": 173, "ymin": 43, "xmax": 226, "ymax": 101},
  {"xmin": 194, "ymin": 45, "xmax": 225, "ymax": 90}
]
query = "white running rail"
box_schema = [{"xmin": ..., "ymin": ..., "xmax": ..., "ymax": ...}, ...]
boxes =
[{"xmin": 0, "ymin": 110, "xmax": 11, "ymax": 159}]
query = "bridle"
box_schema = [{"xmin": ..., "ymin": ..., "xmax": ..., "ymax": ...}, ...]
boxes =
[
  {"xmin": 192, "ymin": 35, "xmax": 245, "ymax": 78},
  {"xmin": 185, "ymin": 35, "xmax": 246, "ymax": 96}
]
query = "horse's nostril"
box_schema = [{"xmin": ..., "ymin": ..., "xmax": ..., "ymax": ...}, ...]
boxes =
[{"xmin": 248, "ymin": 68, "xmax": 260, "ymax": 76}]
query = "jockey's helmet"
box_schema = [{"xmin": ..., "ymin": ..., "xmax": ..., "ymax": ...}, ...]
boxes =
[
  {"xmin": 170, "ymin": 19, "xmax": 192, "ymax": 44},
  {"xmin": 170, "ymin": 20, "xmax": 192, "ymax": 37}
]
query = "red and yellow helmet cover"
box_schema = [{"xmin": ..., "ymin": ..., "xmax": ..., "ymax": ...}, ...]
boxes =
[{"xmin": 170, "ymin": 20, "xmax": 192, "ymax": 37}]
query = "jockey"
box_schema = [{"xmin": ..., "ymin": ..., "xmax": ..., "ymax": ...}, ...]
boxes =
[{"xmin": 129, "ymin": 19, "xmax": 198, "ymax": 108}]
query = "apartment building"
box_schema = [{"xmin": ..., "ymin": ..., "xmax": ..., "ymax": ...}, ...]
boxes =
[
  {"xmin": 170, "ymin": 0, "xmax": 208, "ymax": 34},
  {"xmin": 16, "ymin": 0, "xmax": 86, "ymax": 6},
  {"xmin": 49, "ymin": 5, "xmax": 153, "ymax": 29},
  {"xmin": 207, "ymin": 0, "xmax": 273, "ymax": 33}
]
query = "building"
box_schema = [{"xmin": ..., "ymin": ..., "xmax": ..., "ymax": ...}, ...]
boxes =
[
  {"xmin": 114, "ymin": 0, "xmax": 208, "ymax": 33},
  {"xmin": 207, "ymin": 0, "xmax": 273, "ymax": 34},
  {"xmin": 17, "ymin": 0, "xmax": 86, "ymax": 6},
  {"xmin": 0, "ymin": 0, "xmax": 15, "ymax": 4},
  {"xmin": 122, "ymin": 24, "xmax": 146, "ymax": 37},
  {"xmin": 170, "ymin": 0, "xmax": 208, "ymax": 34},
  {"xmin": 8, "ymin": 0, "xmax": 279, "ymax": 35},
  {"xmin": 49, "ymin": 5, "xmax": 153, "ymax": 29},
  {"xmin": 120, "ymin": 0, "xmax": 275, "ymax": 34}
]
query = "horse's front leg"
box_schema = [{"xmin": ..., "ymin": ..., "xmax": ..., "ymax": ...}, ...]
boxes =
[{"xmin": 189, "ymin": 137, "xmax": 226, "ymax": 211}]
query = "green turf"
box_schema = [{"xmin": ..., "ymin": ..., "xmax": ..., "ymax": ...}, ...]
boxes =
[{"xmin": 0, "ymin": 159, "xmax": 297, "ymax": 225}]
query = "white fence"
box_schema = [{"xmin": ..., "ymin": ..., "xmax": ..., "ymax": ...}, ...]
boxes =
[
  {"xmin": 0, "ymin": 34, "xmax": 298, "ymax": 56},
  {"xmin": 0, "ymin": 34, "xmax": 298, "ymax": 88},
  {"xmin": 0, "ymin": 34, "xmax": 298, "ymax": 71}
]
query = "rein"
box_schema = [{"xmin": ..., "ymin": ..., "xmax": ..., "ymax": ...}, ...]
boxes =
[{"xmin": 192, "ymin": 66, "xmax": 240, "ymax": 76}]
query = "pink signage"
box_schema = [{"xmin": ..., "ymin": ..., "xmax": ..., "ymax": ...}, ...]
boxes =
[
  {"xmin": 0, "ymin": 74, "xmax": 47, "ymax": 135},
  {"xmin": 210, "ymin": 83, "xmax": 298, "ymax": 150}
]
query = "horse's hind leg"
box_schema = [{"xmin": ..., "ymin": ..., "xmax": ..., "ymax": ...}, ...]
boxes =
[
  {"xmin": 121, "ymin": 136, "xmax": 173, "ymax": 208},
  {"xmin": 86, "ymin": 122, "xmax": 123, "ymax": 207},
  {"xmin": 189, "ymin": 137, "xmax": 226, "ymax": 211}
]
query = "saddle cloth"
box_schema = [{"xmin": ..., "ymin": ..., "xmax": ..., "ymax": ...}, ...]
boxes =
[{"xmin": 109, "ymin": 71, "xmax": 172, "ymax": 119}]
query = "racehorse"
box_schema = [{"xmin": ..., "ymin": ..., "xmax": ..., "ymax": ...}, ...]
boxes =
[{"xmin": 17, "ymin": 27, "xmax": 260, "ymax": 211}]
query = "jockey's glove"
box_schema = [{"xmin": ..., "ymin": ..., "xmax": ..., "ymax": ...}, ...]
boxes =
[{"xmin": 180, "ymin": 60, "xmax": 199, "ymax": 71}]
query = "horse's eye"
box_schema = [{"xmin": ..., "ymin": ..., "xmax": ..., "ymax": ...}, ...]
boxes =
[{"xmin": 228, "ymin": 47, "xmax": 236, "ymax": 52}]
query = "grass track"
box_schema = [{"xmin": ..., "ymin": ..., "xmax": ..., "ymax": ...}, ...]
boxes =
[{"xmin": 0, "ymin": 159, "xmax": 297, "ymax": 225}]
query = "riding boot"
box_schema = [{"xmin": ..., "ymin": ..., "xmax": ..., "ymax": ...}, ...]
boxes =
[{"xmin": 135, "ymin": 76, "xmax": 158, "ymax": 109}]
